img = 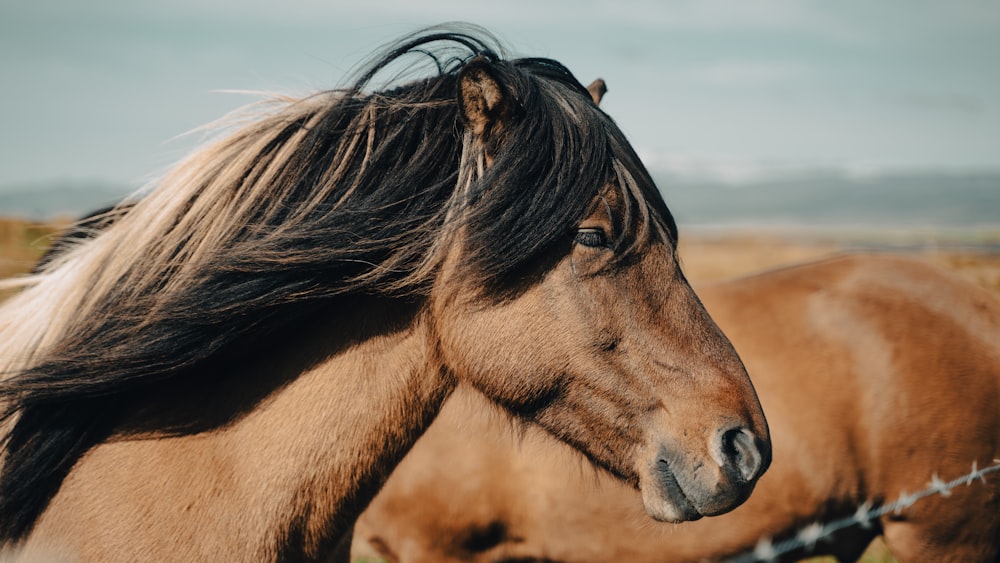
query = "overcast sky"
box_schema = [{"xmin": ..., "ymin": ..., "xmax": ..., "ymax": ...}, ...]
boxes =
[{"xmin": 1, "ymin": 0, "xmax": 998, "ymax": 187}]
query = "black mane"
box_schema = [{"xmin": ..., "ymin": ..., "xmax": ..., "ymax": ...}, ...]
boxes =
[{"xmin": 0, "ymin": 25, "xmax": 676, "ymax": 541}]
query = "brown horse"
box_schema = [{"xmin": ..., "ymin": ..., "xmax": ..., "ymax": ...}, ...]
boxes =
[
  {"xmin": 354, "ymin": 254, "xmax": 1000, "ymax": 562},
  {"xmin": 0, "ymin": 27, "xmax": 769, "ymax": 561}
]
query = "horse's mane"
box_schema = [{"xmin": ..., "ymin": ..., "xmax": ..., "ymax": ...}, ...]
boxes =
[{"xmin": 0, "ymin": 25, "xmax": 676, "ymax": 541}]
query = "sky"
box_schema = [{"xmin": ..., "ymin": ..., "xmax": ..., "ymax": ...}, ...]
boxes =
[{"xmin": 1, "ymin": 0, "xmax": 999, "ymax": 188}]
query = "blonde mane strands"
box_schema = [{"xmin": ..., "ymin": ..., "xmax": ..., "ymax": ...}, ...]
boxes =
[{"xmin": 4, "ymin": 97, "xmax": 330, "ymax": 360}]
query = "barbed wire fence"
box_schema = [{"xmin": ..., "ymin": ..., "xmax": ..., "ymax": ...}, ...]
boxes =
[{"xmin": 726, "ymin": 458, "xmax": 1000, "ymax": 562}]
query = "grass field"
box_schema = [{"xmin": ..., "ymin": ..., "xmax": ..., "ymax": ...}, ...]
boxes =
[
  {"xmin": 0, "ymin": 218, "xmax": 63, "ymax": 279},
  {"xmin": 679, "ymin": 230, "xmax": 1000, "ymax": 293}
]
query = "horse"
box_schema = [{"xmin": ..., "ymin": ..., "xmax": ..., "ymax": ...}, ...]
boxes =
[
  {"xmin": 353, "ymin": 254, "xmax": 1000, "ymax": 562},
  {"xmin": 0, "ymin": 27, "xmax": 771, "ymax": 561}
]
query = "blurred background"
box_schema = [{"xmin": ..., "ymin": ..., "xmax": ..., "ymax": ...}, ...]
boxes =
[{"xmin": 1, "ymin": 0, "xmax": 998, "ymax": 278}]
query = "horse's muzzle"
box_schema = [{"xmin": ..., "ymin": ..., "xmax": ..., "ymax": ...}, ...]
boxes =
[{"xmin": 640, "ymin": 425, "xmax": 771, "ymax": 523}]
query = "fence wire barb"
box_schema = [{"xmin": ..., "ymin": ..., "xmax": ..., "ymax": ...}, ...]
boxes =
[{"xmin": 727, "ymin": 458, "xmax": 1000, "ymax": 562}]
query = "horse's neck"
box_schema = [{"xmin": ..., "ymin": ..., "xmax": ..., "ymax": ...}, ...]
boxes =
[
  {"xmin": 228, "ymin": 318, "xmax": 452, "ymax": 557},
  {"xmin": 26, "ymin": 311, "xmax": 453, "ymax": 561}
]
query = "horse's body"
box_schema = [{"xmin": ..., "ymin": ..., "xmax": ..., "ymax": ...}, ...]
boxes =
[
  {"xmin": 0, "ymin": 28, "xmax": 769, "ymax": 561},
  {"xmin": 354, "ymin": 254, "xmax": 1000, "ymax": 562}
]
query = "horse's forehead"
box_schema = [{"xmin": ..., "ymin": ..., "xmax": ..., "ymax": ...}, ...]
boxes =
[
  {"xmin": 600, "ymin": 183, "xmax": 623, "ymax": 207},
  {"xmin": 590, "ymin": 182, "xmax": 631, "ymax": 222}
]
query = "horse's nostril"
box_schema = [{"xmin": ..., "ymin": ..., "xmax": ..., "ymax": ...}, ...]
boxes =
[{"xmin": 719, "ymin": 427, "xmax": 764, "ymax": 482}]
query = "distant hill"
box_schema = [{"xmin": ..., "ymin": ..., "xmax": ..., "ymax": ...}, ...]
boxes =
[
  {"xmin": 656, "ymin": 170, "xmax": 1000, "ymax": 231},
  {"xmin": 0, "ymin": 181, "xmax": 134, "ymax": 221}
]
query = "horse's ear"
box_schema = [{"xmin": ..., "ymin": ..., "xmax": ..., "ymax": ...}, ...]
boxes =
[
  {"xmin": 458, "ymin": 57, "xmax": 511, "ymax": 137},
  {"xmin": 586, "ymin": 79, "xmax": 607, "ymax": 106}
]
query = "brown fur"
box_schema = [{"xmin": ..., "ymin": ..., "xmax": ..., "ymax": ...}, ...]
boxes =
[{"xmin": 354, "ymin": 254, "xmax": 1000, "ymax": 562}]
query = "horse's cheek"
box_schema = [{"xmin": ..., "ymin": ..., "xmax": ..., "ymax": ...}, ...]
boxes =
[{"xmin": 434, "ymin": 290, "xmax": 573, "ymax": 411}]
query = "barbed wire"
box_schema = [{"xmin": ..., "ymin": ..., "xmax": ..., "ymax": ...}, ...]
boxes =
[{"xmin": 727, "ymin": 458, "xmax": 1000, "ymax": 562}]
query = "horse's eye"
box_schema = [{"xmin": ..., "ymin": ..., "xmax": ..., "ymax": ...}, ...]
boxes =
[{"xmin": 574, "ymin": 228, "xmax": 609, "ymax": 248}]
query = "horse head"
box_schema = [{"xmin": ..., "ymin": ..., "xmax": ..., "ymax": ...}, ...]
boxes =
[{"xmin": 429, "ymin": 56, "xmax": 770, "ymax": 521}]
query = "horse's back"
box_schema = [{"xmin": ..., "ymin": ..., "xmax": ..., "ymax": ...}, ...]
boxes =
[
  {"xmin": 700, "ymin": 253, "xmax": 1000, "ymax": 561},
  {"xmin": 702, "ymin": 253, "xmax": 1000, "ymax": 438}
]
